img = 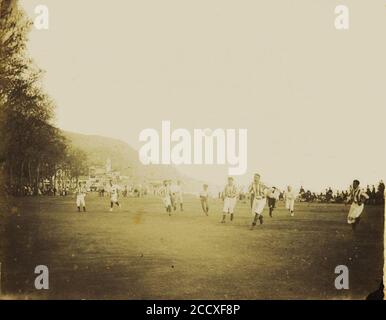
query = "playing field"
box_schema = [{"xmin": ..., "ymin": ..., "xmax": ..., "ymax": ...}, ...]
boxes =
[{"xmin": 0, "ymin": 194, "xmax": 383, "ymax": 300}]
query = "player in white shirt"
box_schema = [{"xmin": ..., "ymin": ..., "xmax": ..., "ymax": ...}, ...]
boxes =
[
  {"xmin": 159, "ymin": 180, "xmax": 172, "ymax": 215},
  {"xmin": 221, "ymin": 177, "xmax": 238, "ymax": 223},
  {"xmin": 175, "ymin": 180, "xmax": 184, "ymax": 211},
  {"xmin": 285, "ymin": 185, "xmax": 296, "ymax": 216},
  {"xmin": 75, "ymin": 182, "xmax": 87, "ymax": 212},
  {"xmin": 170, "ymin": 180, "xmax": 183, "ymax": 212},
  {"xmin": 346, "ymin": 179, "xmax": 369, "ymax": 230},
  {"xmin": 109, "ymin": 180, "xmax": 121, "ymax": 212},
  {"xmin": 249, "ymin": 173, "xmax": 267, "ymax": 228},
  {"xmin": 199, "ymin": 184, "xmax": 209, "ymax": 216}
]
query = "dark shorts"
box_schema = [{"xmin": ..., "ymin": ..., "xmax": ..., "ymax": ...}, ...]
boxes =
[{"xmin": 268, "ymin": 197, "xmax": 276, "ymax": 208}]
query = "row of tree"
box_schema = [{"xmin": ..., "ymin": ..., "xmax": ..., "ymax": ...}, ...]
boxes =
[{"xmin": 0, "ymin": 0, "xmax": 88, "ymax": 195}]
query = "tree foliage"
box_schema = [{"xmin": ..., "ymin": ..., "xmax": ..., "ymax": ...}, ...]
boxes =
[{"xmin": 0, "ymin": 0, "xmax": 87, "ymax": 195}]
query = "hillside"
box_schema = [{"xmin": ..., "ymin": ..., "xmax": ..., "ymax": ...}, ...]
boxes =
[
  {"xmin": 63, "ymin": 131, "xmax": 140, "ymax": 171},
  {"xmin": 62, "ymin": 131, "xmax": 204, "ymax": 192}
]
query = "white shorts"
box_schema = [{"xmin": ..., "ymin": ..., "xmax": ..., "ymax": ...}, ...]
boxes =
[
  {"xmin": 223, "ymin": 197, "xmax": 237, "ymax": 214},
  {"xmin": 163, "ymin": 196, "xmax": 171, "ymax": 207},
  {"xmin": 176, "ymin": 193, "xmax": 183, "ymax": 204},
  {"xmin": 111, "ymin": 194, "xmax": 118, "ymax": 203},
  {"xmin": 252, "ymin": 198, "xmax": 266, "ymax": 215},
  {"xmin": 286, "ymin": 199, "xmax": 295, "ymax": 212},
  {"xmin": 76, "ymin": 195, "xmax": 85, "ymax": 207},
  {"xmin": 347, "ymin": 203, "xmax": 364, "ymax": 224}
]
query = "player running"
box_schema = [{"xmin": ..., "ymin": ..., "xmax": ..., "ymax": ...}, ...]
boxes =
[
  {"xmin": 75, "ymin": 181, "xmax": 87, "ymax": 212},
  {"xmin": 267, "ymin": 186, "xmax": 280, "ymax": 217},
  {"xmin": 109, "ymin": 180, "xmax": 121, "ymax": 212},
  {"xmin": 199, "ymin": 184, "xmax": 209, "ymax": 215},
  {"xmin": 221, "ymin": 177, "xmax": 238, "ymax": 223},
  {"xmin": 346, "ymin": 179, "xmax": 369, "ymax": 230},
  {"xmin": 250, "ymin": 173, "xmax": 267, "ymax": 229},
  {"xmin": 285, "ymin": 185, "xmax": 296, "ymax": 216},
  {"xmin": 175, "ymin": 180, "xmax": 184, "ymax": 211},
  {"xmin": 170, "ymin": 180, "xmax": 183, "ymax": 212},
  {"xmin": 160, "ymin": 180, "xmax": 172, "ymax": 216}
]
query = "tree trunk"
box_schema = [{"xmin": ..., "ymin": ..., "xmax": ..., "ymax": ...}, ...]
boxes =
[
  {"xmin": 20, "ymin": 160, "xmax": 24, "ymax": 191},
  {"xmin": 28, "ymin": 160, "xmax": 32, "ymax": 186}
]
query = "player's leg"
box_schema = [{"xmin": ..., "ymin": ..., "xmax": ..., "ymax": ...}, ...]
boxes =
[
  {"xmin": 82, "ymin": 197, "xmax": 86, "ymax": 212},
  {"xmin": 347, "ymin": 203, "xmax": 359, "ymax": 227},
  {"xmin": 76, "ymin": 196, "xmax": 81, "ymax": 212},
  {"xmin": 268, "ymin": 198, "xmax": 273, "ymax": 217},
  {"xmin": 200, "ymin": 198, "xmax": 206, "ymax": 213},
  {"xmin": 251, "ymin": 213, "xmax": 259, "ymax": 229},
  {"xmin": 179, "ymin": 194, "xmax": 184, "ymax": 211},
  {"xmin": 351, "ymin": 205, "xmax": 364, "ymax": 230},
  {"xmin": 110, "ymin": 201, "xmax": 114, "ymax": 212},
  {"xmin": 167, "ymin": 196, "xmax": 172, "ymax": 215},
  {"xmin": 251, "ymin": 199, "xmax": 265, "ymax": 228},
  {"xmin": 290, "ymin": 200, "xmax": 294, "ymax": 216},
  {"xmin": 352, "ymin": 216, "xmax": 361, "ymax": 230},
  {"xmin": 171, "ymin": 195, "xmax": 176, "ymax": 211},
  {"xmin": 164, "ymin": 197, "xmax": 169, "ymax": 213},
  {"xmin": 258, "ymin": 200, "xmax": 264, "ymax": 224},
  {"xmin": 222, "ymin": 198, "xmax": 230, "ymax": 223},
  {"xmin": 230, "ymin": 198, "xmax": 236, "ymax": 221},
  {"xmin": 250, "ymin": 199, "xmax": 257, "ymax": 228}
]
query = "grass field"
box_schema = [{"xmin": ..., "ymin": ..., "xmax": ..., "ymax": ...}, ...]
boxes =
[{"xmin": 0, "ymin": 194, "xmax": 383, "ymax": 300}]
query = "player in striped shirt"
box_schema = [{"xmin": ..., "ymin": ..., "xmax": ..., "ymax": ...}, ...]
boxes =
[
  {"xmin": 346, "ymin": 179, "xmax": 369, "ymax": 230},
  {"xmin": 221, "ymin": 177, "xmax": 238, "ymax": 223},
  {"xmin": 249, "ymin": 173, "xmax": 267, "ymax": 229}
]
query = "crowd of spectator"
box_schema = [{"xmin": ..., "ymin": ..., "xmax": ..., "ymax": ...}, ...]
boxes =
[{"xmin": 298, "ymin": 180, "xmax": 385, "ymax": 205}]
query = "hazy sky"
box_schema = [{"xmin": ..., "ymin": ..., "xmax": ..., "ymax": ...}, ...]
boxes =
[{"xmin": 20, "ymin": 0, "xmax": 386, "ymax": 191}]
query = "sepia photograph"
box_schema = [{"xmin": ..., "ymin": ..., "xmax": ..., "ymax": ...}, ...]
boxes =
[{"xmin": 0, "ymin": 0, "xmax": 385, "ymax": 304}]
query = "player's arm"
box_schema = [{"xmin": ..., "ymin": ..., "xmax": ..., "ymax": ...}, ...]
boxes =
[
  {"xmin": 222, "ymin": 187, "xmax": 227, "ymax": 200},
  {"xmin": 261, "ymin": 183, "xmax": 269, "ymax": 197},
  {"xmin": 234, "ymin": 186, "xmax": 239, "ymax": 199},
  {"xmin": 345, "ymin": 193, "xmax": 352, "ymax": 205},
  {"xmin": 360, "ymin": 190, "xmax": 369, "ymax": 203}
]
